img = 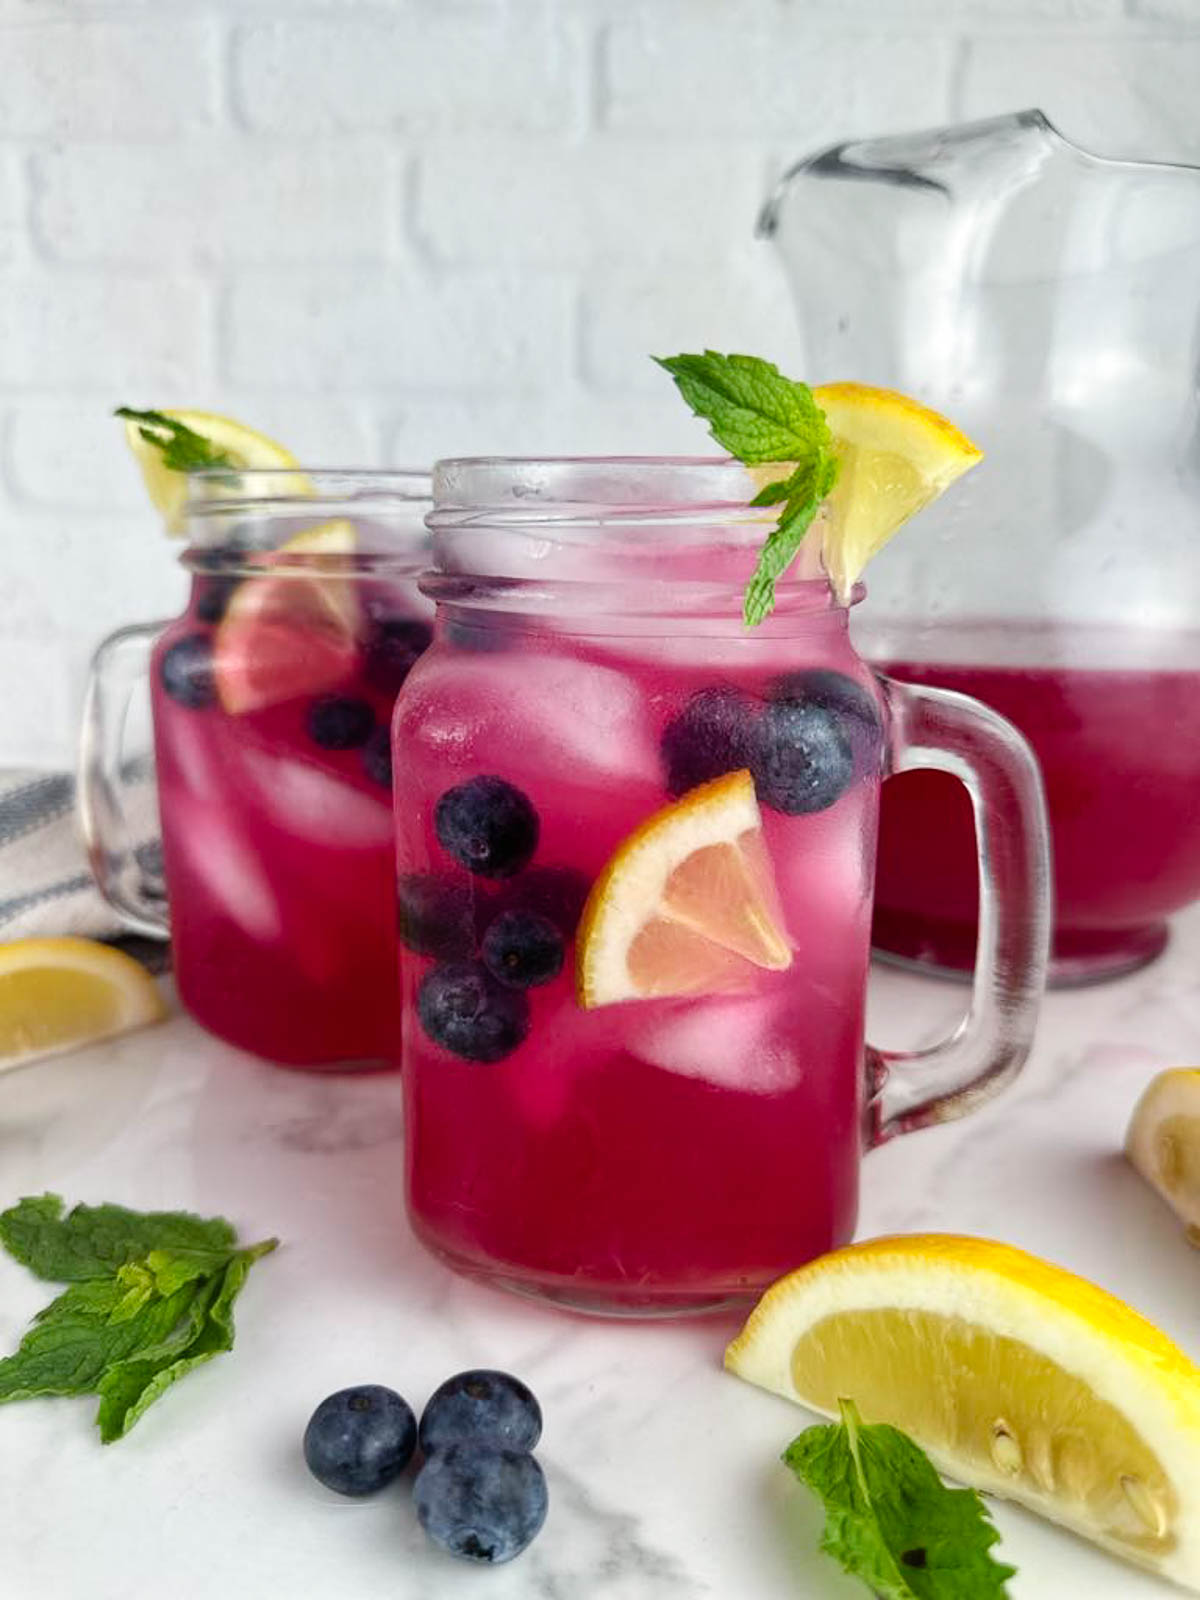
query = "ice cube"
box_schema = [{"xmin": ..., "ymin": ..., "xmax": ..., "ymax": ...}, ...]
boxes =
[
  {"xmin": 403, "ymin": 651, "xmax": 660, "ymax": 788},
  {"xmin": 628, "ymin": 992, "xmax": 801, "ymax": 1094},
  {"xmin": 236, "ymin": 748, "xmax": 393, "ymax": 851},
  {"xmin": 171, "ymin": 805, "xmax": 282, "ymax": 942}
]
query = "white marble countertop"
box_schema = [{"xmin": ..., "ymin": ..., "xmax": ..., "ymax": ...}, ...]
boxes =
[{"xmin": 3, "ymin": 909, "xmax": 1200, "ymax": 1600}]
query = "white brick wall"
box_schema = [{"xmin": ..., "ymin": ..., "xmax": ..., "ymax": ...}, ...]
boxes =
[{"xmin": 0, "ymin": 0, "xmax": 1197, "ymax": 765}]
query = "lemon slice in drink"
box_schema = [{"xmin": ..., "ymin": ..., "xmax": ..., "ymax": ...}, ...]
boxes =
[
  {"xmin": 751, "ymin": 384, "xmax": 982, "ymax": 601},
  {"xmin": 0, "ymin": 938, "xmax": 167, "ymax": 1073},
  {"xmin": 576, "ymin": 770, "xmax": 791, "ymax": 1008},
  {"xmin": 123, "ymin": 409, "xmax": 301, "ymax": 534},
  {"xmin": 726, "ymin": 1233, "xmax": 1200, "ymax": 1587},
  {"xmin": 213, "ymin": 519, "xmax": 360, "ymax": 714},
  {"xmin": 1127, "ymin": 1069, "xmax": 1200, "ymax": 1242}
]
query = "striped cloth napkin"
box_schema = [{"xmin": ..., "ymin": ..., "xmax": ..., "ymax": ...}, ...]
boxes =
[{"xmin": 0, "ymin": 770, "xmax": 167, "ymax": 967}]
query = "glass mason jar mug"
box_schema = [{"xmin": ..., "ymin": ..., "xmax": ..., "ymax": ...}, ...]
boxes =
[
  {"xmin": 392, "ymin": 459, "xmax": 1051, "ymax": 1314},
  {"xmin": 80, "ymin": 469, "xmax": 433, "ymax": 1071}
]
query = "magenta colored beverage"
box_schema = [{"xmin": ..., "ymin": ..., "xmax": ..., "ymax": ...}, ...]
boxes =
[
  {"xmin": 390, "ymin": 458, "xmax": 1050, "ymax": 1315},
  {"xmin": 870, "ymin": 623, "xmax": 1200, "ymax": 982},
  {"xmin": 394, "ymin": 619, "xmax": 882, "ymax": 1310}
]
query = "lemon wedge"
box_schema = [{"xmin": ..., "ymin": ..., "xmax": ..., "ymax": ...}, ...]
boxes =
[
  {"xmin": 576, "ymin": 769, "xmax": 791, "ymax": 1008},
  {"xmin": 123, "ymin": 409, "xmax": 301, "ymax": 535},
  {"xmin": 0, "ymin": 937, "xmax": 167, "ymax": 1073},
  {"xmin": 1127, "ymin": 1069, "xmax": 1200, "ymax": 1243},
  {"xmin": 751, "ymin": 383, "xmax": 982, "ymax": 601},
  {"xmin": 726, "ymin": 1233, "xmax": 1200, "ymax": 1588},
  {"xmin": 213, "ymin": 519, "xmax": 360, "ymax": 714}
]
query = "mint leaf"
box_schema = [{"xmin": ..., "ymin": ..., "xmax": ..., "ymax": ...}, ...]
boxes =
[
  {"xmin": 784, "ymin": 1399, "xmax": 1015, "ymax": 1599},
  {"xmin": 114, "ymin": 408, "xmax": 236, "ymax": 473},
  {"xmin": 96, "ymin": 1239, "xmax": 276, "ymax": 1442},
  {"xmin": 0, "ymin": 1194, "xmax": 236, "ymax": 1282},
  {"xmin": 655, "ymin": 350, "xmax": 840, "ymax": 625},
  {"xmin": 0, "ymin": 1196, "xmax": 276, "ymax": 1441}
]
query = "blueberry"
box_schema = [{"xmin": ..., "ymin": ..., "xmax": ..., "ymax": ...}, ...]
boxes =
[
  {"xmin": 302, "ymin": 1385, "xmax": 417, "ymax": 1497},
  {"xmin": 159, "ymin": 633, "xmax": 215, "ymax": 710},
  {"xmin": 414, "ymin": 1446, "xmax": 548, "ymax": 1565},
  {"xmin": 364, "ymin": 615, "xmax": 433, "ymax": 694},
  {"xmin": 417, "ymin": 961, "xmax": 530, "ymax": 1063},
  {"xmin": 661, "ymin": 686, "xmax": 757, "ymax": 796},
  {"xmin": 435, "ymin": 776, "xmax": 539, "ymax": 880},
  {"xmin": 397, "ymin": 875, "xmax": 476, "ymax": 960},
  {"xmin": 481, "ymin": 910, "xmax": 564, "ymax": 990},
  {"xmin": 752, "ymin": 694, "xmax": 855, "ymax": 815},
  {"xmin": 493, "ymin": 865, "xmax": 590, "ymax": 939},
  {"xmin": 306, "ymin": 695, "xmax": 375, "ymax": 750},
  {"xmin": 768, "ymin": 669, "xmax": 881, "ymax": 734},
  {"xmin": 419, "ymin": 1369, "xmax": 543, "ymax": 1454},
  {"xmin": 193, "ymin": 574, "xmax": 239, "ymax": 624},
  {"xmin": 361, "ymin": 726, "xmax": 393, "ymax": 788}
]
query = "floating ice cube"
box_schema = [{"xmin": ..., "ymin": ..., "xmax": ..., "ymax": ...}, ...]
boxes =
[
  {"xmin": 629, "ymin": 992, "xmax": 801, "ymax": 1094},
  {"xmin": 172, "ymin": 806, "xmax": 282, "ymax": 942},
  {"xmin": 404, "ymin": 651, "xmax": 660, "ymax": 788},
  {"xmin": 237, "ymin": 749, "xmax": 393, "ymax": 851}
]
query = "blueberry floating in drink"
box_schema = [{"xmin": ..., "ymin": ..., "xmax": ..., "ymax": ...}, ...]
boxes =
[
  {"xmin": 481, "ymin": 910, "xmax": 565, "ymax": 990},
  {"xmin": 397, "ymin": 875, "xmax": 477, "ymax": 961},
  {"xmin": 306, "ymin": 694, "xmax": 375, "ymax": 751},
  {"xmin": 303, "ymin": 1385, "xmax": 417, "ymax": 1497},
  {"xmin": 435, "ymin": 776, "xmax": 539, "ymax": 880},
  {"xmin": 159, "ymin": 633, "xmax": 216, "ymax": 710},
  {"xmin": 417, "ymin": 960, "xmax": 530, "ymax": 1063},
  {"xmin": 660, "ymin": 685, "xmax": 757, "ymax": 797},
  {"xmin": 753, "ymin": 692, "xmax": 855, "ymax": 815}
]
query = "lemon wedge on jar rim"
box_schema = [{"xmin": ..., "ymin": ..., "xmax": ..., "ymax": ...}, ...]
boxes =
[
  {"xmin": 725, "ymin": 1233, "xmax": 1200, "ymax": 1589},
  {"xmin": 751, "ymin": 383, "xmax": 983, "ymax": 601},
  {"xmin": 0, "ymin": 938, "xmax": 166, "ymax": 1073},
  {"xmin": 122, "ymin": 409, "xmax": 301, "ymax": 534}
]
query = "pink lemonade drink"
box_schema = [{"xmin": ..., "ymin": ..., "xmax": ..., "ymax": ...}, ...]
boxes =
[
  {"xmin": 144, "ymin": 471, "xmax": 432, "ymax": 1068},
  {"xmin": 868, "ymin": 622, "xmax": 1200, "ymax": 983},
  {"xmin": 392, "ymin": 460, "xmax": 1050, "ymax": 1314}
]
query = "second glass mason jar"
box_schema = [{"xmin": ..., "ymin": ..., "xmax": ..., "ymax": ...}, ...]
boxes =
[
  {"xmin": 392, "ymin": 458, "xmax": 1051, "ymax": 1314},
  {"xmin": 81, "ymin": 469, "xmax": 432, "ymax": 1071}
]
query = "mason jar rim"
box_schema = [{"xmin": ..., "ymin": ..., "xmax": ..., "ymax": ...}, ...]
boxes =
[{"xmin": 184, "ymin": 467, "xmax": 432, "ymax": 518}]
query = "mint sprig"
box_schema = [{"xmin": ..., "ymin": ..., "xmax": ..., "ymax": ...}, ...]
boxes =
[
  {"xmin": 785, "ymin": 1399, "xmax": 1015, "ymax": 1598},
  {"xmin": 0, "ymin": 1194, "xmax": 276, "ymax": 1442},
  {"xmin": 115, "ymin": 407, "xmax": 237, "ymax": 473},
  {"xmin": 654, "ymin": 351, "xmax": 840, "ymax": 626}
]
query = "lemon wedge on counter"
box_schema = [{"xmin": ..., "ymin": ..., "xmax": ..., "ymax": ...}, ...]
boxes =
[
  {"xmin": 750, "ymin": 383, "xmax": 982, "ymax": 601},
  {"xmin": 0, "ymin": 938, "xmax": 167, "ymax": 1072},
  {"xmin": 1127, "ymin": 1069, "xmax": 1200, "ymax": 1243},
  {"xmin": 726, "ymin": 1233, "xmax": 1200, "ymax": 1589},
  {"xmin": 122, "ymin": 409, "xmax": 301, "ymax": 534},
  {"xmin": 576, "ymin": 769, "xmax": 791, "ymax": 1008}
]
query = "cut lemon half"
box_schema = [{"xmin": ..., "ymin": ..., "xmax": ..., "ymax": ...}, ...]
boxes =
[
  {"xmin": 213, "ymin": 519, "xmax": 360, "ymax": 714},
  {"xmin": 1127, "ymin": 1069, "xmax": 1200, "ymax": 1243},
  {"xmin": 750, "ymin": 383, "xmax": 982, "ymax": 602},
  {"xmin": 576, "ymin": 769, "xmax": 791, "ymax": 1008},
  {"xmin": 0, "ymin": 938, "xmax": 167, "ymax": 1073},
  {"xmin": 726, "ymin": 1233, "xmax": 1200, "ymax": 1589},
  {"xmin": 123, "ymin": 409, "xmax": 302, "ymax": 535}
]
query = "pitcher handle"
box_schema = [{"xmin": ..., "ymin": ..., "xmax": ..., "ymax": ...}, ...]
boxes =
[
  {"xmin": 866, "ymin": 677, "xmax": 1051, "ymax": 1145},
  {"xmin": 77, "ymin": 622, "xmax": 171, "ymax": 940}
]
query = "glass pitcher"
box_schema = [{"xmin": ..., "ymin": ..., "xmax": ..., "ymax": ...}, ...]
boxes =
[
  {"xmin": 761, "ymin": 109, "xmax": 1200, "ymax": 984},
  {"xmin": 80, "ymin": 470, "xmax": 432, "ymax": 1070},
  {"xmin": 391, "ymin": 457, "xmax": 1050, "ymax": 1314}
]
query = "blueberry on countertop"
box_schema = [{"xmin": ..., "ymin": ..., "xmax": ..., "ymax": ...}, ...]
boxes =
[
  {"xmin": 303, "ymin": 1385, "xmax": 417, "ymax": 1497},
  {"xmin": 481, "ymin": 910, "xmax": 564, "ymax": 990},
  {"xmin": 660, "ymin": 685, "xmax": 757, "ymax": 796},
  {"xmin": 159, "ymin": 634, "xmax": 216, "ymax": 710},
  {"xmin": 434, "ymin": 776, "xmax": 539, "ymax": 880},
  {"xmin": 414, "ymin": 1446, "xmax": 548, "ymax": 1565},
  {"xmin": 417, "ymin": 961, "xmax": 530, "ymax": 1063},
  {"xmin": 306, "ymin": 695, "xmax": 375, "ymax": 751},
  {"xmin": 397, "ymin": 875, "xmax": 477, "ymax": 960},
  {"xmin": 419, "ymin": 1369, "xmax": 543, "ymax": 1455}
]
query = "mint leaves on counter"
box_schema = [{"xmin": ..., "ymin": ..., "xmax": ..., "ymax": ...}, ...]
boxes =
[
  {"xmin": 0, "ymin": 1195, "xmax": 276, "ymax": 1442},
  {"xmin": 654, "ymin": 351, "xmax": 840, "ymax": 626},
  {"xmin": 114, "ymin": 408, "xmax": 236, "ymax": 473},
  {"xmin": 785, "ymin": 1399, "xmax": 1015, "ymax": 1598}
]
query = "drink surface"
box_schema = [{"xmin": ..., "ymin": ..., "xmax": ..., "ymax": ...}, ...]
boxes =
[
  {"xmin": 393, "ymin": 612, "xmax": 884, "ymax": 1311},
  {"xmin": 868, "ymin": 621, "xmax": 1200, "ymax": 979},
  {"xmin": 151, "ymin": 564, "xmax": 431, "ymax": 1068}
]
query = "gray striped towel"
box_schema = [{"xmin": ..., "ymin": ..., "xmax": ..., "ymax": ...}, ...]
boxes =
[{"xmin": 0, "ymin": 769, "xmax": 168, "ymax": 968}]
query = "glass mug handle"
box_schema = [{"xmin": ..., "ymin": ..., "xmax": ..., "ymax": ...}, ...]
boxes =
[
  {"xmin": 866, "ymin": 677, "xmax": 1052, "ymax": 1144},
  {"xmin": 77, "ymin": 622, "xmax": 171, "ymax": 941}
]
